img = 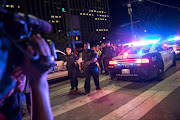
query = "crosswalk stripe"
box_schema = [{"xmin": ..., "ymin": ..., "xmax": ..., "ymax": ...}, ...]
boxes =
[
  {"xmin": 52, "ymin": 81, "xmax": 132, "ymax": 117},
  {"xmin": 100, "ymin": 70, "xmax": 180, "ymax": 120},
  {"xmin": 50, "ymin": 76, "xmax": 109, "ymax": 98}
]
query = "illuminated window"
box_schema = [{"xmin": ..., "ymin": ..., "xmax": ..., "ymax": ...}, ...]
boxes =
[
  {"xmin": 105, "ymin": 19, "xmax": 107, "ymax": 21},
  {"xmin": 56, "ymin": 20, "xmax": 59, "ymax": 23},
  {"xmin": 18, "ymin": 5, "xmax": 20, "ymax": 8},
  {"xmin": 55, "ymin": 16, "xmax": 58, "ymax": 18},
  {"xmin": 11, "ymin": 5, "xmax": 14, "ymax": 8},
  {"xmin": 80, "ymin": 13, "xmax": 83, "ymax": 15},
  {"xmin": 6, "ymin": 5, "xmax": 9, "ymax": 7},
  {"xmin": 83, "ymin": 13, "xmax": 86, "ymax": 15},
  {"xmin": 51, "ymin": 15, "xmax": 54, "ymax": 18},
  {"xmin": 86, "ymin": 13, "xmax": 88, "ymax": 15}
]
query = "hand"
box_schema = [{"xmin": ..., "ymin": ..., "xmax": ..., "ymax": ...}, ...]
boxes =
[
  {"xmin": 11, "ymin": 67, "xmax": 26, "ymax": 93},
  {"xmin": 79, "ymin": 66, "xmax": 82, "ymax": 71},
  {"xmin": 22, "ymin": 34, "xmax": 52, "ymax": 87}
]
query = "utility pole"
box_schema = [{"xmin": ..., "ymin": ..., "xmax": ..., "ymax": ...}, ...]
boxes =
[
  {"xmin": 178, "ymin": 9, "xmax": 180, "ymax": 36},
  {"xmin": 127, "ymin": 0, "xmax": 134, "ymax": 40}
]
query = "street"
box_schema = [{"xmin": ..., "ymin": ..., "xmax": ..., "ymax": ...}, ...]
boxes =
[{"xmin": 23, "ymin": 60, "xmax": 180, "ymax": 120}]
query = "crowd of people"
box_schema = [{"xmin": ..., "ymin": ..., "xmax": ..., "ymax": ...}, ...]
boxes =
[
  {"xmin": 0, "ymin": 1, "xmax": 124, "ymax": 119},
  {"xmin": 61, "ymin": 41, "xmax": 123, "ymax": 95}
]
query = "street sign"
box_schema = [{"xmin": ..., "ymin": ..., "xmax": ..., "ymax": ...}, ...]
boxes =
[{"xmin": 72, "ymin": 30, "xmax": 81, "ymax": 36}]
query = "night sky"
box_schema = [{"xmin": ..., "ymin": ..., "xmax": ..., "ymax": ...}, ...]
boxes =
[{"xmin": 109, "ymin": 0, "xmax": 180, "ymax": 42}]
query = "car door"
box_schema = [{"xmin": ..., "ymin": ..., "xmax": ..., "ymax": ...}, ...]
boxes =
[
  {"xmin": 55, "ymin": 52, "xmax": 67, "ymax": 71},
  {"xmin": 156, "ymin": 45, "xmax": 169, "ymax": 71}
]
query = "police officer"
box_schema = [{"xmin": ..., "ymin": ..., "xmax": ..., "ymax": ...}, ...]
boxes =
[
  {"xmin": 82, "ymin": 42, "xmax": 100, "ymax": 94},
  {"xmin": 60, "ymin": 47, "xmax": 79, "ymax": 91},
  {"xmin": 102, "ymin": 41, "xmax": 115, "ymax": 75}
]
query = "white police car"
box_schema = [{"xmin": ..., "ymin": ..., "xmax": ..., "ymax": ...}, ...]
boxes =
[
  {"xmin": 164, "ymin": 41, "xmax": 180, "ymax": 58},
  {"xmin": 108, "ymin": 41, "xmax": 176, "ymax": 81},
  {"xmin": 47, "ymin": 50, "xmax": 68, "ymax": 80}
]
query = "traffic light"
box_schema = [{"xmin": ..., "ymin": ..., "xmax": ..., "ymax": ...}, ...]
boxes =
[
  {"xmin": 74, "ymin": 36, "xmax": 80, "ymax": 41},
  {"xmin": 62, "ymin": 8, "xmax": 66, "ymax": 12}
]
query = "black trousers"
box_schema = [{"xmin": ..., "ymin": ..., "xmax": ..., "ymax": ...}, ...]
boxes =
[
  {"xmin": 98, "ymin": 58, "xmax": 103, "ymax": 73},
  {"xmin": 104, "ymin": 58, "xmax": 111, "ymax": 74},
  {"xmin": 84, "ymin": 65, "xmax": 99, "ymax": 92},
  {"xmin": 68, "ymin": 68, "xmax": 78, "ymax": 88}
]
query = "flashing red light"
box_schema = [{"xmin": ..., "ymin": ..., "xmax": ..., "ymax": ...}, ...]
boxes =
[
  {"xmin": 123, "ymin": 57, "xmax": 128, "ymax": 59},
  {"xmin": 163, "ymin": 44, "xmax": 168, "ymax": 47},
  {"xmin": 123, "ymin": 52, "xmax": 128, "ymax": 56},
  {"xmin": 109, "ymin": 61, "xmax": 118, "ymax": 65}
]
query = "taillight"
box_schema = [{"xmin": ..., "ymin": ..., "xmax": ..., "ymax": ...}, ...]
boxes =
[
  {"xmin": 109, "ymin": 61, "xmax": 118, "ymax": 65},
  {"xmin": 176, "ymin": 46, "xmax": 180, "ymax": 49},
  {"xmin": 135, "ymin": 59, "xmax": 149, "ymax": 64},
  {"xmin": 142, "ymin": 59, "xmax": 150, "ymax": 63}
]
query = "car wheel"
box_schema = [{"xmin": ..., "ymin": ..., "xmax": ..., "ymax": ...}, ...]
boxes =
[
  {"xmin": 157, "ymin": 63, "xmax": 164, "ymax": 81},
  {"xmin": 172, "ymin": 54, "xmax": 176, "ymax": 66},
  {"xmin": 110, "ymin": 71, "xmax": 116, "ymax": 80}
]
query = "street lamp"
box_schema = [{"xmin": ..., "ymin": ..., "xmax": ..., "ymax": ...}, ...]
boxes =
[
  {"xmin": 127, "ymin": 0, "xmax": 134, "ymax": 40},
  {"xmin": 123, "ymin": 0, "xmax": 143, "ymax": 40}
]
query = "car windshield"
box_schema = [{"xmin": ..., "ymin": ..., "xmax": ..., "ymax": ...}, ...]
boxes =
[{"xmin": 119, "ymin": 46, "xmax": 152, "ymax": 55}]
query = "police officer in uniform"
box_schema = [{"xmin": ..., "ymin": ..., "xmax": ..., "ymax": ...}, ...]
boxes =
[
  {"xmin": 102, "ymin": 41, "xmax": 115, "ymax": 75},
  {"xmin": 82, "ymin": 43, "xmax": 100, "ymax": 94},
  {"xmin": 60, "ymin": 47, "xmax": 80, "ymax": 91}
]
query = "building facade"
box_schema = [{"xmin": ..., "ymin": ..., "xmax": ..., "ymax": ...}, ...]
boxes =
[{"xmin": 5, "ymin": 0, "xmax": 111, "ymax": 48}]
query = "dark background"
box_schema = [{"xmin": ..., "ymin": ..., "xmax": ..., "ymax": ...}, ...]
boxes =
[{"xmin": 109, "ymin": 0, "xmax": 180, "ymax": 42}]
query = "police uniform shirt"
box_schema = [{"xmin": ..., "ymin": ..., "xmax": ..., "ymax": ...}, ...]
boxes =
[
  {"xmin": 82, "ymin": 49, "xmax": 98, "ymax": 65},
  {"xmin": 64, "ymin": 53, "xmax": 79, "ymax": 69},
  {"xmin": 102, "ymin": 46, "xmax": 115, "ymax": 58}
]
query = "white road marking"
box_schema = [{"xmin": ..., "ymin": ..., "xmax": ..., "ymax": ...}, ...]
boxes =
[
  {"xmin": 52, "ymin": 81, "xmax": 132, "ymax": 117},
  {"xmin": 100, "ymin": 70, "xmax": 180, "ymax": 120},
  {"xmin": 49, "ymin": 76, "xmax": 109, "ymax": 98}
]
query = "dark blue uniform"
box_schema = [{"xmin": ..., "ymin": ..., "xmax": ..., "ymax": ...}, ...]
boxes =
[
  {"xmin": 102, "ymin": 46, "xmax": 115, "ymax": 75},
  {"xmin": 0, "ymin": 92, "xmax": 22, "ymax": 120},
  {"xmin": 82, "ymin": 49, "xmax": 100, "ymax": 93},
  {"xmin": 64, "ymin": 53, "xmax": 79, "ymax": 89}
]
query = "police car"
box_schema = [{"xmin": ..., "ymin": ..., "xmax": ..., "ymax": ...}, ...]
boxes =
[
  {"xmin": 108, "ymin": 41, "xmax": 176, "ymax": 81},
  {"xmin": 47, "ymin": 50, "xmax": 68, "ymax": 80},
  {"xmin": 164, "ymin": 41, "xmax": 180, "ymax": 58}
]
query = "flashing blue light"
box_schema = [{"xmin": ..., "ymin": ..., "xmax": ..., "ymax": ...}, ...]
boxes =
[
  {"xmin": 117, "ymin": 64, "xmax": 121, "ymax": 66},
  {"xmin": 138, "ymin": 51, "xmax": 143, "ymax": 54},
  {"xmin": 130, "ymin": 63, "xmax": 134, "ymax": 66}
]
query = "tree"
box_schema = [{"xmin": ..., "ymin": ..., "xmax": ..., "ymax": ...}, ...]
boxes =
[{"xmin": 44, "ymin": 32, "xmax": 68, "ymax": 51}]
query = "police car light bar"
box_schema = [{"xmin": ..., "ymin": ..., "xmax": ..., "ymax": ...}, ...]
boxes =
[
  {"xmin": 167, "ymin": 36, "xmax": 180, "ymax": 41},
  {"xmin": 132, "ymin": 39, "xmax": 160, "ymax": 47}
]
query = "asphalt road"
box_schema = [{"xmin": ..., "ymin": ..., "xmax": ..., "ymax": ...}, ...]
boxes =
[{"xmin": 23, "ymin": 60, "xmax": 180, "ymax": 120}]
